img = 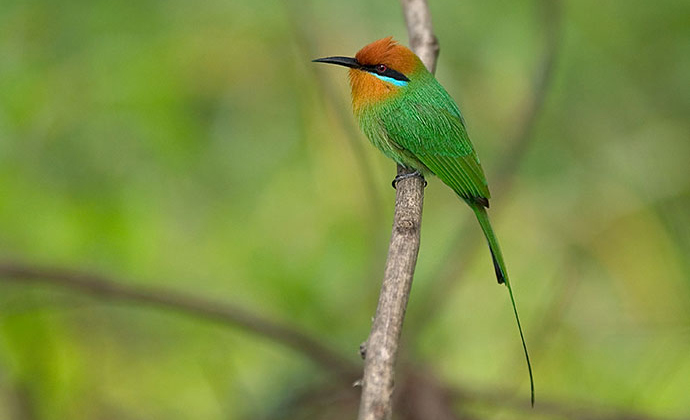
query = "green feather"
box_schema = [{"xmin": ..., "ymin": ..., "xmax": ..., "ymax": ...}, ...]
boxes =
[
  {"xmin": 469, "ymin": 201, "xmax": 535, "ymax": 406},
  {"xmin": 358, "ymin": 69, "xmax": 490, "ymax": 200},
  {"xmin": 356, "ymin": 63, "xmax": 535, "ymax": 405}
]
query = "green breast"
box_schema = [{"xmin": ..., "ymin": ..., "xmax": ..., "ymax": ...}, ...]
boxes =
[{"xmin": 354, "ymin": 70, "xmax": 491, "ymax": 199}]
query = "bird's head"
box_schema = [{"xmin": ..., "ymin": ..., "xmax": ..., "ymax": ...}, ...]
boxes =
[{"xmin": 313, "ymin": 37, "xmax": 424, "ymax": 112}]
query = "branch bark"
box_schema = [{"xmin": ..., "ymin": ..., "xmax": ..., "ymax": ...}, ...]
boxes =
[{"xmin": 356, "ymin": 2, "xmax": 439, "ymax": 419}]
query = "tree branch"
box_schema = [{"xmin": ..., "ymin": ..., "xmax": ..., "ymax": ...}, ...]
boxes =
[
  {"xmin": 356, "ymin": 2, "xmax": 438, "ymax": 419},
  {"xmin": 0, "ymin": 262, "xmax": 359, "ymax": 380},
  {"xmin": 400, "ymin": 0, "xmax": 439, "ymax": 74}
]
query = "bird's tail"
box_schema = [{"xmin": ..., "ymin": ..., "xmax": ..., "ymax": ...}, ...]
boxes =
[{"xmin": 469, "ymin": 201, "xmax": 535, "ymax": 406}]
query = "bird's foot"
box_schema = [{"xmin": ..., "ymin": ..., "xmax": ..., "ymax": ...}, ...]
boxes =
[{"xmin": 392, "ymin": 170, "xmax": 427, "ymax": 189}]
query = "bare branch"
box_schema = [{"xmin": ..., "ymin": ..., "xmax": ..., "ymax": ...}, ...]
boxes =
[
  {"xmin": 0, "ymin": 262, "xmax": 359, "ymax": 380},
  {"xmin": 400, "ymin": 0, "xmax": 440, "ymax": 73},
  {"xmin": 357, "ymin": 167, "xmax": 426, "ymax": 420},
  {"xmin": 356, "ymin": 2, "xmax": 438, "ymax": 419}
]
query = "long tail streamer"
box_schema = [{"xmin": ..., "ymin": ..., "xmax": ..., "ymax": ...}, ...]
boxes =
[{"xmin": 471, "ymin": 203, "xmax": 535, "ymax": 406}]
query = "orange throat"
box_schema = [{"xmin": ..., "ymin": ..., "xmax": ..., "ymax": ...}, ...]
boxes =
[{"xmin": 348, "ymin": 69, "xmax": 401, "ymax": 113}]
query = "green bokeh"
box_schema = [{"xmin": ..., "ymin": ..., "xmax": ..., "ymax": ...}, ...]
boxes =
[{"xmin": 1, "ymin": 0, "xmax": 689, "ymax": 418}]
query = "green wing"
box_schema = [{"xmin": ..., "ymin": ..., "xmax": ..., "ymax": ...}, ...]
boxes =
[
  {"xmin": 383, "ymin": 98, "xmax": 490, "ymax": 201},
  {"xmin": 380, "ymin": 78, "xmax": 534, "ymax": 404}
]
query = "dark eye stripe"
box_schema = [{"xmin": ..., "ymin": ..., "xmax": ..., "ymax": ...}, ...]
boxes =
[{"xmin": 363, "ymin": 65, "xmax": 410, "ymax": 82}]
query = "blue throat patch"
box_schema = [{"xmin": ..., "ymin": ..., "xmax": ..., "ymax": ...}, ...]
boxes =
[{"xmin": 373, "ymin": 73, "xmax": 409, "ymax": 87}]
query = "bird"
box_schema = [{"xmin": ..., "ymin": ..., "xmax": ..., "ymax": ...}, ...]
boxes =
[{"xmin": 313, "ymin": 37, "xmax": 534, "ymax": 405}]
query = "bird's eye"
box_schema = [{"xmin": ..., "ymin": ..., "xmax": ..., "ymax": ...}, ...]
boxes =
[{"xmin": 376, "ymin": 64, "xmax": 387, "ymax": 73}]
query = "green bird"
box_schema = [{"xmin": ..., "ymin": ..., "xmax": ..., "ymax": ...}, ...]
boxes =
[{"xmin": 313, "ymin": 37, "xmax": 534, "ymax": 404}]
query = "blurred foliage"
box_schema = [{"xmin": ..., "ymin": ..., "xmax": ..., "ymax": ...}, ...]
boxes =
[{"xmin": 1, "ymin": 0, "xmax": 689, "ymax": 419}]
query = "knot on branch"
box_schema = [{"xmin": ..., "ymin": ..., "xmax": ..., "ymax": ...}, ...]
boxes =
[{"xmin": 395, "ymin": 218, "xmax": 419, "ymax": 237}]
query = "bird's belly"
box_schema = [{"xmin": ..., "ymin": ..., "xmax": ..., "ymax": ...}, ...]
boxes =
[{"xmin": 357, "ymin": 109, "xmax": 429, "ymax": 173}]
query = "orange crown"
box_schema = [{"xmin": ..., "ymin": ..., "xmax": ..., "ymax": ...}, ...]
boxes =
[
  {"xmin": 349, "ymin": 37, "xmax": 421, "ymax": 112},
  {"xmin": 355, "ymin": 37, "xmax": 419, "ymax": 75}
]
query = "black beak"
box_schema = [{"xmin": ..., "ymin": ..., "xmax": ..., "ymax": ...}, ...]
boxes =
[{"xmin": 312, "ymin": 56, "xmax": 360, "ymax": 69}]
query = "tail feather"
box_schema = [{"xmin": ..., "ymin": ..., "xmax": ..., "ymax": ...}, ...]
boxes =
[
  {"xmin": 469, "ymin": 201, "xmax": 535, "ymax": 406},
  {"xmin": 489, "ymin": 246, "xmax": 506, "ymax": 284}
]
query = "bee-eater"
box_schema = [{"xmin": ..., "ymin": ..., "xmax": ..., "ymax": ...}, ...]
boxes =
[{"xmin": 313, "ymin": 37, "xmax": 534, "ymax": 404}]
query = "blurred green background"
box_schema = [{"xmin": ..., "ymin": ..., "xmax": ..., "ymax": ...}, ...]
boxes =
[{"xmin": 1, "ymin": 0, "xmax": 689, "ymax": 418}]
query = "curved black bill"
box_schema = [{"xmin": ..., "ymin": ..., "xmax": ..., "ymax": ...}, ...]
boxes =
[{"xmin": 312, "ymin": 56, "xmax": 360, "ymax": 69}]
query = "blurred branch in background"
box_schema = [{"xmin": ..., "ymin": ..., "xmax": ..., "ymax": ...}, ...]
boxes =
[
  {"xmin": 2, "ymin": 261, "xmax": 683, "ymax": 420},
  {"xmin": 259, "ymin": 365, "xmax": 686, "ymax": 420},
  {"xmin": 408, "ymin": 0, "xmax": 563, "ymax": 334},
  {"xmin": 4, "ymin": 381, "xmax": 37, "ymax": 420},
  {"xmin": 451, "ymin": 385, "xmax": 686, "ymax": 420},
  {"xmin": 0, "ymin": 262, "xmax": 359, "ymax": 381},
  {"xmin": 494, "ymin": 0, "xmax": 562, "ymax": 187},
  {"xmin": 284, "ymin": 0, "xmax": 392, "ymax": 294},
  {"xmin": 284, "ymin": 1, "xmax": 385, "ymax": 220}
]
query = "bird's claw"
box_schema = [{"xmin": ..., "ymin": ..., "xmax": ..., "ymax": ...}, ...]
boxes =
[{"xmin": 392, "ymin": 170, "xmax": 426, "ymax": 189}]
